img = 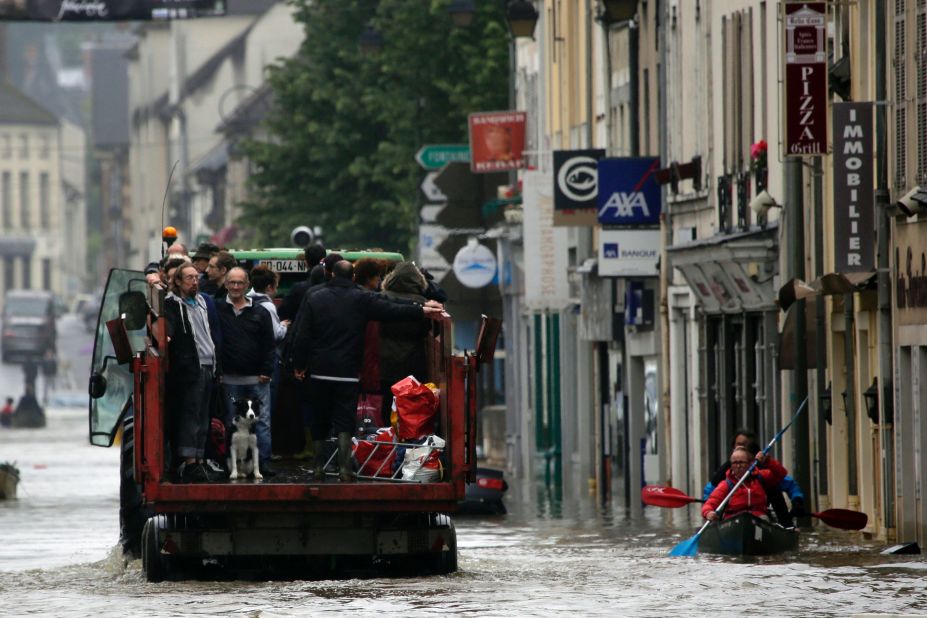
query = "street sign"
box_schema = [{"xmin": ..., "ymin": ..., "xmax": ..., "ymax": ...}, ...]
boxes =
[
  {"xmin": 415, "ymin": 144, "xmax": 470, "ymax": 170},
  {"xmin": 452, "ymin": 239, "xmax": 497, "ymax": 288},
  {"xmin": 420, "ymin": 172, "xmax": 447, "ymax": 202},
  {"xmin": 418, "ymin": 224, "xmax": 452, "ymax": 275},
  {"xmin": 419, "ymin": 204, "xmax": 444, "ymax": 223}
]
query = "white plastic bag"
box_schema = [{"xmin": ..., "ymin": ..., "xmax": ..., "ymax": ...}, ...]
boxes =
[{"xmin": 401, "ymin": 435, "xmax": 445, "ymax": 482}]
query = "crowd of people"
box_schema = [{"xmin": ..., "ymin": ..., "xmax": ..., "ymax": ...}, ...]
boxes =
[{"xmin": 144, "ymin": 241, "xmax": 446, "ymax": 483}]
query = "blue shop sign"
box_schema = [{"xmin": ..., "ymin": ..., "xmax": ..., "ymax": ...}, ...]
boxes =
[{"xmin": 596, "ymin": 157, "xmax": 662, "ymax": 226}]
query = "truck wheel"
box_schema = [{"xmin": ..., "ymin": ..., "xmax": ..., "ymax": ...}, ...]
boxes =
[
  {"xmin": 432, "ymin": 515, "xmax": 458, "ymax": 575},
  {"xmin": 141, "ymin": 516, "xmax": 166, "ymax": 583},
  {"xmin": 120, "ymin": 406, "xmax": 151, "ymax": 559}
]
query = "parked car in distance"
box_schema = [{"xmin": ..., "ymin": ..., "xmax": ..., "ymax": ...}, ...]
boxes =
[
  {"xmin": 2, "ymin": 289, "xmax": 56, "ymax": 364},
  {"xmin": 459, "ymin": 467, "xmax": 508, "ymax": 515}
]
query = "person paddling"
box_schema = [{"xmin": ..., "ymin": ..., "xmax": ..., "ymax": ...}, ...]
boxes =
[
  {"xmin": 702, "ymin": 446, "xmax": 787, "ymax": 522},
  {"xmin": 703, "ymin": 428, "xmax": 806, "ymax": 527}
]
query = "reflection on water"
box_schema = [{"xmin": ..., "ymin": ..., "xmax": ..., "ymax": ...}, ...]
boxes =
[{"xmin": 1, "ymin": 409, "xmax": 926, "ymax": 617}]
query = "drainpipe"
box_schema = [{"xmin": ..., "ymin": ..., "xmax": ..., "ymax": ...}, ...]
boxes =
[
  {"xmin": 874, "ymin": 0, "xmax": 894, "ymax": 531},
  {"xmin": 786, "ymin": 157, "xmax": 811, "ymax": 500},
  {"xmin": 813, "ymin": 157, "xmax": 828, "ymax": 498}
]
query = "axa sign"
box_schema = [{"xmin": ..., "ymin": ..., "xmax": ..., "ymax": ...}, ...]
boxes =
[{"xmin": 596, "ymin": 157, "xmax": 662, "ymax": 226}]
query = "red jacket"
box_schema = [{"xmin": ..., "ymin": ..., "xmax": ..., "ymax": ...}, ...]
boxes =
[{"xmin": 701, "ymin": 457, "xmax": 787, "ymax": 520}]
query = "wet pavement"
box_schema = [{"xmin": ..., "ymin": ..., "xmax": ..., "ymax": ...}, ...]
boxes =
[{"xmin": 2, "ymin": 407, "xmax": 927, "ymax": 617}]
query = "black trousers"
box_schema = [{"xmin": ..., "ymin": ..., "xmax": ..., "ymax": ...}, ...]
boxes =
[{"xmin": 308, "ymin": 378, "xmax": 359, "ymax": 439}]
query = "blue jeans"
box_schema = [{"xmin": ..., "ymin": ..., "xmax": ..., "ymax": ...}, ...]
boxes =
[{"xmin": 223, "ymin": 382, "xmax": 272, "ymax": 465}]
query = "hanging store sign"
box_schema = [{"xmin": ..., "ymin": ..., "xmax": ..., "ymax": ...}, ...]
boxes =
[
  {"xmin": 833, "ymin": 102, "xmax": 874, "ymax": 272},
  {"xmin": 596, "ymin": 157, "xmax": 662, "ymax": 226},
  {"xmin": 0, "ymin": 0, "xmax": 225, "ymax": 20},
  {"xmin": 523, "ymin": 170, "xmax": 570, "ymax": 309},
  {"xmin": 452, "ymin": 240, "xmax": 497, "ymax": 288},
  {"xmin": 783, "ymin": 2, "xmax": 828, "ymax": 156},
  {"xmin": 467, "ymin": 111, "xmax": 526, "ymax": 174},
  {"xmin": 598, "ymin": 230, "xmax": 660, "ymax": 277},
  {"xmin": 553, "ymin": 149, "xmax": 605, "ymax": 226}
]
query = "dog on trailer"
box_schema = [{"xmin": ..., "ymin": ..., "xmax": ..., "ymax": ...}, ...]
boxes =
[{"xmin": 228, "ymin": 398, "xmax": 262, "ymax": 480}]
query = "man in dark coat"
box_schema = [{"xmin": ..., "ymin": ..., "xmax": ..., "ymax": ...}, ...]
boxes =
[
  {"xmin": 292, "ymin": 260, "xmax": 444, "ymax": 482},
  {"xmin": 278, "ymin": 244, "xmax": 327, "ymax": 322},
  {"xmin": 216, "ymin": 267, "xmax": 277, "ymax": 476},
  {"xmin": 164, "ymin": 264, "xmax": 220, "ymax": 482}
]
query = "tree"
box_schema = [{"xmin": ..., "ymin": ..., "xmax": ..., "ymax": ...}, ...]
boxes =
[{"xmin": 240, "ymin": 0, "xmax": 509, "ymax": 253}]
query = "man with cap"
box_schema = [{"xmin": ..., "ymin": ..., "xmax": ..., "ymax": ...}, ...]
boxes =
[{"xmin": 192, "ymin": 242, "xmax": 220, "ymax": 274}]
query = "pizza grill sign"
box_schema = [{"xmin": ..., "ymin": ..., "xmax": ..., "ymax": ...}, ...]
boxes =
[{"xmin": 783, "ymin": 2, "xmax": 828, "ymax": 156}]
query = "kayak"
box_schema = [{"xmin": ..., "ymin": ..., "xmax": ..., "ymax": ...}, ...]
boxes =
[{"xmin": 698, "ymin": 512, "xmax": 798, "ymax": 556}]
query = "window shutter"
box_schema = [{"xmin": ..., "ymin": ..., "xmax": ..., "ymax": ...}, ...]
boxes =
[{"xmin": 894, "ymin": 0, "xmax": 907, "ymax": 190}]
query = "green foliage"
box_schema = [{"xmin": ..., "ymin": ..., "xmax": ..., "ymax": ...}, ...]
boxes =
[{"xmin": 239, "ymin": 0, "xmax": 509, "ymax": 253}]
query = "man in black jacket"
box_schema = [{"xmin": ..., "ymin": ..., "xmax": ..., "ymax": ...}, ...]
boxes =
[
  {"xmin": 165, "ymin": 264, "xmax": 220, "ymax": 482},
  {"xmin": 292, "ymin": 260, "xmax": 444, "ymax": 481},
  {"xmin": 278, "ymin": 244, "xmax": 328, "ymax": 322},
  {"xmin": 217, "ymin": 267, "xmax": 277, "ymax": 477}
]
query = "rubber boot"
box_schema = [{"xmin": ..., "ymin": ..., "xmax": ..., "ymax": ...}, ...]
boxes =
[
  {"xmin": 337, "ymin": 432, "xmax": 356, "ymax": 483},
  {"xmin": 312, "ymin": 441, "xmax": 326, "ymax": 481},
  {"xmin": 293, "ymin": 429, "xmax": 315, "ymax": 461}
]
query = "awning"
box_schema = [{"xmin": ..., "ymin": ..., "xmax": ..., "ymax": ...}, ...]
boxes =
[
  {"xmin": 777, "ymin": 271, "xmax": 877, "ymax": 369},
  {"xmin": 779, "ymin": 298, "xmax": 819, "ymax": 370},
  {"xmin": 668, "ymin": 224, "xmax": 778, "ymax": 314},
  {"xmin": 778, "ymin": 271, "xmax": 877, "ymax": 312},
  {"xmin": 0, "ymin": 237, "xmax": 36, "ymax": 258}
]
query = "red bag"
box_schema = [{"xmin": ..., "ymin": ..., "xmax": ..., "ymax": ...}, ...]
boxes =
[
  {"xmin": 353, "ymin": 427, "xmax": 397, "ymax": 477},
  {"xmin": 391, "ymin": 376, "xmax": 439, "ymax": 441},
  {"xmin": 206, "ymin": 417, "xmax": 227, "ymax": 460},
  {"xmin": 356, "ymin": 393, "xmax": 384, "ymax": 428}
]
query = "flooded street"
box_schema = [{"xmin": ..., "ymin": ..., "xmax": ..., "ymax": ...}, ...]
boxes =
[{"xmin": 0, "ymin": 406, "xmax": 925, "ymax": 617}]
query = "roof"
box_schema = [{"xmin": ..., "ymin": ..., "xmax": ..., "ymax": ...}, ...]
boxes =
[
  {"xmin": 230, "ymin": 249, "xmax": 405, "ymax": 263},
  {"xmin": 0, "ymin": 80, "xmax": 58, "ymax": 127}
]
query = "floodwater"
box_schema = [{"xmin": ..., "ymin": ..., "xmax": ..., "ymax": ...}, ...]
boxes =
[{"xmin": 2, "ymin": 408, "xmax": 927, "ymax": 617}]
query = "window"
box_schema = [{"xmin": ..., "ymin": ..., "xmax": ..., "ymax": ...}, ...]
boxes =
[
  {"xmin": 4, "ymin": 257, "xmax": 13, "ymax": 291},
  {"xmin": 39, "ymin": 135, "xmax": 50, "ymax": 160},
  {"xmin": 20, "ymin": 172, "xmax": 29, "ymax": 229},
  {"xmin": 42, "ymin": 258, "xmax": 51, "ymax": 291},
  {"xmin": 39, "ymin": 172, "xmax": 49, "ymax": 228},
  {"xmin": 19, "ymin": 134, "xmax": 28, "ymax": 159},
  {"xmin": 1, "ymin": 172, "xmax": 10, "ymax": 230},
  {"xmin": 21, "ymin": 256, "xmax": 31, "ymax": 289},
  {"xmin": 0, "ymin": 135, "xmax": 10, "ymax": 159}
]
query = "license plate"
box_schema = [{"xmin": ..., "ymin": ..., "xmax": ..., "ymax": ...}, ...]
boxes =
[{"xmin": 257, "ymin": 259, "xmax": 307, "ymax": 273}]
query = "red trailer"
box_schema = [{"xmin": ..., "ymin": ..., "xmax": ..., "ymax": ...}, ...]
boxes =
[{"xmin": 88, "ymin": 267, "xmax": 499, "ymax": 581}]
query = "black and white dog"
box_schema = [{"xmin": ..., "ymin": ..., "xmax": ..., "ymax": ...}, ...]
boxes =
[{"xmin": 228, "ymin": 398, "xmax": 262, "ymax": 480}]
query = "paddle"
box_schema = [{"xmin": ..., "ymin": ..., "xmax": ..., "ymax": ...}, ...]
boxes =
[
  {"xmin": 642, "ymin": 485, "xmax": 868, "ymax": 530},
  {"xmin": 668, "ymin": 396, "xmax": 809, "ymax": 557}
]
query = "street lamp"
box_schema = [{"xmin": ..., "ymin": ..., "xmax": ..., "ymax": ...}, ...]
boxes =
[
  {"xmin": 600, "ymin": 0, "xmax": 637, "ymax": 24},
  {"xmin": 448, "ymin": 0, "xmax": 539, "ymax": 39},
  {"xmin": 506, "ymin": 0, "xmax": 539, "ymax": 39},
  {"xmin": 358, "ymin": 22, "xmax": 383, "ymax": 56},
  {"xmin": 448, "ymin": 0, "xmax": 476, "ymax": 27}
]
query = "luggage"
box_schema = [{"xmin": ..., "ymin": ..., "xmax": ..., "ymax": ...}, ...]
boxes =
[{"xmin": 391, "ymin": 376, "xmax": 439, "ymax": 441}]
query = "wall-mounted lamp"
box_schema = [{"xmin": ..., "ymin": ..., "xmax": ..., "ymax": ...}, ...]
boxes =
[
  {"xmin": 863, "ymin": 378, "xmax": 879, "ymax": 424},
  {"xmin": 749, "ymin": 190, "xmax": 783, "ymax": 218},
  {"xmin": 600, "ymin": 0, "xmax": 638, "ymax": 24},
  {"xmin": 448, "ymin": 0, "xmax": 476, "ymax": 27},
  {"xmin": 820, "ymin": 382, "xmax": 833, "ymax": 426},
  {"xmin": 896, "ymin": 185, "xmax": 927, "ymax": 217},
  {"xmin": 506, "ymin": 0, "xmax": 539, "ymax": 39}
]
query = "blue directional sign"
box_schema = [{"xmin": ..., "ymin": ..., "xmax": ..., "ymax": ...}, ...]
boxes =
[{"xmin": 596, "ymin": 157, "xmax": 662, "ymax": 226}]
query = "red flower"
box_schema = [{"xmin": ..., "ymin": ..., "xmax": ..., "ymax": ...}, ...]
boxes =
[{"xmin": 750, "ymin": 139, "xmax": 768, "ymax": 161}]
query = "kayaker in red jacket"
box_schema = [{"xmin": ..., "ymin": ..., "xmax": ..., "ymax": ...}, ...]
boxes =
[{"xmin": 702, "ymin": 447, "xmax": 788, "ymax": 521}]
